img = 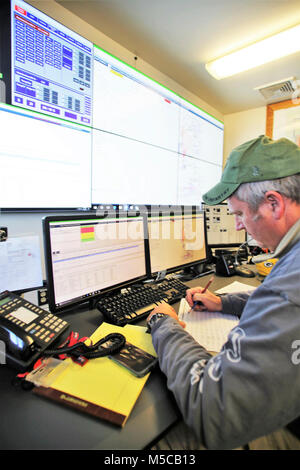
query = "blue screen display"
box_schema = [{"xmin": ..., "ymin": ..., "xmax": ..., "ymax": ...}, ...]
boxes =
[{"xmin": 11, "ymin": 0, "xmax": 93, "ymax": 125}]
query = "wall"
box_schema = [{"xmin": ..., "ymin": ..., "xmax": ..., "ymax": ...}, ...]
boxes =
[{"xmin": 223, "ymin": 106, "xmax": 267, "ymax": 166}]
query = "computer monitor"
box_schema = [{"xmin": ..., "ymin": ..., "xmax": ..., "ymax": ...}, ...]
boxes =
[
  {"xmin": 43, "ymin": 213, "xmax": 147, "ymax": 313},
  {"xmin": 147, "ymin": 210, "xmax": 209, "ymax": 277},
  {"xmin": 203, "ymin": 203, "xmax": 246, "ymax": 247}
]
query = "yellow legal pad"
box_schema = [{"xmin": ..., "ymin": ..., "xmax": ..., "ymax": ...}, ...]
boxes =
[{"xmin": 34, "ymin": 322, "xmax": 157, "ymax": 426}]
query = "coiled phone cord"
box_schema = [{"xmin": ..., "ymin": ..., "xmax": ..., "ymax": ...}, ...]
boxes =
[
  {"xmin": 42, "ymin": 332, "xmax": 126, "ymax": 360},
  {"xmin": 12, "ymin": 332, "xmax": 126, "ymax": 390}
]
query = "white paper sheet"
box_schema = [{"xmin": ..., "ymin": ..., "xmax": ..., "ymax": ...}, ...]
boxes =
[
  {"xmin": 215, "ymin": 281, "xmax": 256, "ymax": 295},
  {"xmin": 0, "ymin": 236, "xmax": 43, "ymax": 292}
]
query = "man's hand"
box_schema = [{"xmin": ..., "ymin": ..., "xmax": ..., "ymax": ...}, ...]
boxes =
[
  {"xmin": 186, "ymin": 287, "xmax": 222, "ymax": 312},
  {"xmin": 147, "ymin": 302, "xmax": 186, "ymax": 328}
]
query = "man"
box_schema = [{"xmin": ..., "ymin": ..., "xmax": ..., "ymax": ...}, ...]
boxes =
[{"xmin": 147, "ymin": 135, "xmax": 300, "ymax": 450}]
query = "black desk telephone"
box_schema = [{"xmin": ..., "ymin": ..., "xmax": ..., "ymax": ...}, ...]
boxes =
[
  {"xmin": 215, "ymin": 252, "xmax": 255, "ymax": 278},
  {"xmin": 0, "ymin": 290, "xmax": 69, "ymax": 371}
]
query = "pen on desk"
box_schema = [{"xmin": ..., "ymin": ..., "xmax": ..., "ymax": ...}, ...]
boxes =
[{"xmin": 192, "ymin": 275, "xmax": 215, "ymax": 309}]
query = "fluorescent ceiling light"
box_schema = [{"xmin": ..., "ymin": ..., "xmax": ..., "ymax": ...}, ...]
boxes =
[{"xmin": 205, "ymin": 24, "xmax": 300, "ymax": 79}]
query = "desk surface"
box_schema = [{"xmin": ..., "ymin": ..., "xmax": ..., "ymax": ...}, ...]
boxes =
[{"xmin": 0, "ymin": 271, "xmax": 260, "ymax": 450}]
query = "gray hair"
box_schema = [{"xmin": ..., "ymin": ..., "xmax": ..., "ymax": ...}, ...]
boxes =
[{"xmin": 232, "ymin": 173, "xmax": 300, "ymax": 211}]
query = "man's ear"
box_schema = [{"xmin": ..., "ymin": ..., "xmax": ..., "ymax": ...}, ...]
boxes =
[{"xmin": 264, "ymin": 191, "xmax": 285, "ymax": 219}]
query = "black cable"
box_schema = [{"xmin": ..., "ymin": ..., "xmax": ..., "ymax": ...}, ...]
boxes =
[
  {"xmin": 234, "ymin": 237, "xmax": 254, "ymax": 266},
  {"xmin": 42, "ymin": 332, "xmax": 126, "ymax": 360}
]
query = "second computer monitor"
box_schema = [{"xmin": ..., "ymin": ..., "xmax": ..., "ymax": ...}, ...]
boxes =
[
  {"xmin": 203, "ymin": 203, "xmax": 246, "ymax": 247},
  {"xmin": 147, "ymin": 211, "xmax": 208, "ymax": 277}
]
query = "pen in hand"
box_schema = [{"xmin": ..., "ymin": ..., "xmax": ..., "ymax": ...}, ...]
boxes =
[{"xmin": 192, "ymin": 276, "xmax": 215, "ymax": 309}]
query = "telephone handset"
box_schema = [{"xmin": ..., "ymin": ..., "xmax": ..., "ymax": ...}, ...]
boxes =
[{"xmin": 0, "ymin": 290, "xmax": 69, "ymax": 371}]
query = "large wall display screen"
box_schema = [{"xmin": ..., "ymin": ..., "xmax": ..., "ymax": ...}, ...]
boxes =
[
  {"xmin": 92, "ymin": 46, "xmax": 224, "ymax": 207},
  {"xmin": 0, "ymin": 0, "xmax": 224, "ymax": 210},
  {"xmin": 92, "ymin": 46, "xmax": 181, "ymax": 152},
  {"xmin": 10, "ymin": 0, "xmax": 93, "ymax": 125},
  {"xmin": 91, "ymin": 129, "xmax": 180, "ymax": 206},
  {"xmin": 0, "ymin": 103, "xmax": 92, "ymax": 209}
]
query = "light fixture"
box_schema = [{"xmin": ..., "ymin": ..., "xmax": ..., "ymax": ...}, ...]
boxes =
[{"xmin": 205, "ymin": 23, "xmax": 300, "ymax": 79}]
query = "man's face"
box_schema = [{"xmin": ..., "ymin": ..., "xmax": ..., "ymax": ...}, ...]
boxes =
[{"xmin": 227, "ymin": 195, "xmax": 277, "ymax": 251}]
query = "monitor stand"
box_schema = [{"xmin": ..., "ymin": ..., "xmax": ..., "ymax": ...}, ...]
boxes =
[{"xmin": 155, "ymin": 270, "xmax": 167, "ymax": 282}]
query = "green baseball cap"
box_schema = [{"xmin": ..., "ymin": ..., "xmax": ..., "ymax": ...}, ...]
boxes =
[{"xmin": 203, "ymin": 135, "xmax": 300, "ymax": 205}]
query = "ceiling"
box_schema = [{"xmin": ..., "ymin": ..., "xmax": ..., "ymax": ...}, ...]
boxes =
[{"xmin": 56, "ymin": 0, "xmax": 300, "ymax": 115}]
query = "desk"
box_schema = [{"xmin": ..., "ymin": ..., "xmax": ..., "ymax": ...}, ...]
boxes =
[{"xmin": 0, "ymin": 271, "xmax": 260, "ymax": 450}]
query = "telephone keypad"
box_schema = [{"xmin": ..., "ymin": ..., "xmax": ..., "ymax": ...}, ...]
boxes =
[{"xmin": 0, "ymin": 291, "xmax": 68, "ymax": 347}]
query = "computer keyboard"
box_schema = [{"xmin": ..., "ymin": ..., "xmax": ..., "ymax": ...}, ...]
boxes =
[
  {"xmin": 148, "ymin": 277, "xmax": 189, "ymax": 304},
  {"xmin": 96, "ymin": 277, "xmax": 189, "ymax": 326}
]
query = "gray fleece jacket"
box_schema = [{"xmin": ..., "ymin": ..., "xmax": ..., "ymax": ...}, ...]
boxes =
[{"xmin": 151, "ymin": 222, "xmax": 300, "ymax": 450}]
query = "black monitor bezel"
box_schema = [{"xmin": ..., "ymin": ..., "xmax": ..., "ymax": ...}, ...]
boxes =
[
  {"xmin": 43, "ymin": 212, "xmax": 149, "ymax": 314},
  {"xmin": 146, "ymin": 209, "xmax": 209, "ymax": 279}
]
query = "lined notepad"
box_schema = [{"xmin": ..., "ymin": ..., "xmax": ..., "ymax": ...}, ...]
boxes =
[
  {"xmin": 178, "ymin": 298, "xmax": 239, "ymax": 352},
  {"xmin": 178, "ymin": 282, "xmax": 256, "ymax": 352},
  {"xmin": 34, "ymin": 322, "xmax": 156, "ymax": 426}
]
